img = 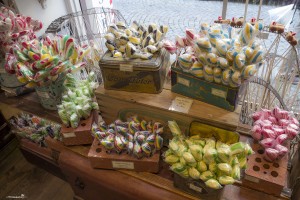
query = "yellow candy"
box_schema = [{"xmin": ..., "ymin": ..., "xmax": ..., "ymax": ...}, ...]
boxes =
[{"xmin": 242, "ymin": 64, "xmax": 257, "ymax": 79}]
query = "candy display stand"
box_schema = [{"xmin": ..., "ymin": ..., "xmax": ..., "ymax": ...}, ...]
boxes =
[
  {"xmin": 173, "ymin": 173, "xmax": 223, "ymax": 200},
  {"xmin": 60, "ymin": 110, "xmax": 97, "ymax": 146},
  {"xmin": 243, "ymin": 140, "xmax": 288, "ymax": 196},
  {"xmin": 88, "ymin": 138, "xmax": 160, "ymax": 173},
  {"xmin": 35, "ymin": 75, "xmax": 65, "ymax": 110}
]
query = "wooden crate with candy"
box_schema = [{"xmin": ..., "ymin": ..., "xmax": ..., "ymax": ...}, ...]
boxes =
[{"xmin": 88, "ymin": 116, "xmax": 163, "ymax": 173}]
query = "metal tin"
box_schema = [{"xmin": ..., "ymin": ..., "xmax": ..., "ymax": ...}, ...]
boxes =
[{"xmin": 99, "ymin": 49, "xmax": 170, "ymax": 93}]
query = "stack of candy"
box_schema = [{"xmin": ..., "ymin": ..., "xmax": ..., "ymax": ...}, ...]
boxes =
[
  {"xmin": 165, "ymin": 121, "xmax": 253, "ymax": 190},
  {"xmin": 91, "ymin": 116, "xmax": 164, "ymax": 159},
  {"xmin": 57, "ymin": 72, "xmax": 99, "ymax": 128},
  {"xmin": 10, "ymin": 113, "xmax": 61, "ymax": 145},
  {"xmin": 164, "ymin": 22, "xmax": 265, "ymax": 88},
  {"xmin": 0, "ymin": 6, "xmax": 42, "ymax": 56},
  {"xmin": 104, "ymin": 21, "xmax": 168, "ymax": 59},
  {"xmin": 4, "ymin": 35, "xmax": 90, "ymax": 87},
  {"xmin": 251, "ymin": 107, "xmax": 299, "ymax": 162}
]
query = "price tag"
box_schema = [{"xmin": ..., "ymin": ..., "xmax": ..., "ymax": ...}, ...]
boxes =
[
  {"xmin": 63, "ymin": 132, "xmax": 76, "ymax": 138},
  {"xmin": 177, "ymin": 76, "xmax": 190, "ymax": 87},
  {"xmin": 36, "ymin": 90, "xmax": 50, "ymax": 99},
  {"xmin": 0, "ymin": 68, "xmax": 6, "ymax": 73},
  {"xmin": 120, "ymin": 64, "xmax": 133, "ymax": 72},
  {"xmin": 112, "ymin": 161, "xmax": 134, "ymax": 169},
  {"xmin": 189, "ymin": 183, "xmax": 203, "ymax": 193},
  {"xmin": 211, "ymin": 88, "xmax": 227, "ymax": 99},
  {"xmin": 169, "ymin": 97, "xmax": 193, "ymax": 113}
]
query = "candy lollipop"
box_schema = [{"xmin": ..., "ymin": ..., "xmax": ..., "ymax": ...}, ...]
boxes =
[{"xmin": 239, "ymin": 23, "xmax": 257, "ymax": 45}]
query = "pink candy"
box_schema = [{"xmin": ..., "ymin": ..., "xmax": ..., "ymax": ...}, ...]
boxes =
[
  {"xmin": 278, "ymin": 119, "xmax": 290, "ymax": 127},
  {"xmin": 260, "ymin": 138, "xmax": 275, "ymax": 148},
  {"xmin": 251, "ymin": 125, "xmax": 262, "ymax": 140},
  {"xmin": 262, "ymin": 128, "xmax": 276, "ymax": 139},
  {"xmin": 163, "ymin": 40, "xmax": 177, "ymax": 54},
  {"xmin": 275, "ymin": 134, "xmax": 288, "ymax": 145},
  {"xmin": 272, "ymin": 127, "xmax": 285, "ymax": 137},
  {"xmin": 286, "ymin": 126, "xmax": 298, "ymax": 139},
  {"xmin": 252, "ymin": 111, "xmax": 264, "ymax": 121},
  {"xmin": 264, "ymin": 148, "xmax": 279, "ymax": 162},
  {"xmin": 291, "ymin": 117, "xmax": 299, "ymax": 126},
  {"xmin": 268, "ymin": 116, "xmax": 277, "ymax": 124},
  {"xmin": 175, "ymin": 35, "xmax": 186, "ymax": 48},
  {"xmin": 274, "ymin": 144, "xmax": 288, "ymax": 157}
]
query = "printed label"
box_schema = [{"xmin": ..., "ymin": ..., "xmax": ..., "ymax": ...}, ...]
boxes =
[
  {"xmin": 177, "ymin": 76, "xmax": 190, "ymax": 87},
  {"xmin": 245, "ymin": 175, "xmax": 260, "ymax": 183},
  {"xmin": 0, "ymin": 68, "xmax": 6, "ymax": 73},
  {"xmin": 120, "ymin": 64, "xmax": 133, "ymax": 72},
  {"xmin": 189, "ymin": 183, "xmax": 203, "ymax": 193},
  {"xmin": 169, "ymin": 97, "xmax": 193, "ymax": 114},
  {"xmin": 211, "ymin": 88, "xmax": 227, "ymax": 98},
  {"xmin": 63, "ymin": 132, "xmax": 76, "ymax": 138},
  {"xmin": 36, "ymin": 90, "xmax": 50, "ymax": 99},
  {"xmin": 112, "ymin": 161, "xmax": 134, "ymax": 169}
]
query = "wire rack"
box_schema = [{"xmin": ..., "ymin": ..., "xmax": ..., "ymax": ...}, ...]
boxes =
[{"xmin": 45, "ymin": 7, "xmax": 127, "ymax": 82}]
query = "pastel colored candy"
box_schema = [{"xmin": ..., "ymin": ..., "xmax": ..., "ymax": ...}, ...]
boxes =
[
  {"xmin": 142, "ymin": 142, "xmax": 152, "ymax": 156},
  {"xmin": 222, "ymin": 68, "xmax": 232, "ymax": 85},
  {"xmin": 175, "ymin": 35, "xmax": 186, "ymax": 48},
  {"xmin": 230, "ymin": 38, "xmax": 241, "ymax": 48},
  {"xmin": 203, "ymin": 65, "xmax": 214, "ymax": 82},
  {"xmin": 186, "ymin": 29, "xmax": 198, "ymax": 46},
  {"xmin": 255, "ymin": 22, "xmax": 264, "ymax": 31},
  {"xmin": 206, "ymin": 53, "xmax": 218, "ymax": 66},
  {"xmin": 146, "ymin": 134, "xmax": 155, "ymax": 145},
  {"xmin": 248, "ymin": 49, "xmax": 264, "ymax": 64},
  {"xmin": 200, "ymin": 23, "xmax": 210, "ymax": 35},
  {"xmin": 239, "ymin": 23, "xmax": 257, "ymax": 45},
  {"xmin": 155, "ymin": 135, "xmax": 163, "ymax": 150},
  {"xmin": 229, "ymin": 70, "xmax": 241, "ymax": 87},
  {"xmin": 242, "ymin": 64, "xmax": 257, "ymax": 79},
  {"xmin": 208, "ymin": 28, "xmax": 223, "ymax": 47},
  {"xmin": 217, "ymin": 57, "xmax": 229, "ymax": 69},
  {"xmin": 163, "ymin": 40, "xmax": 177, "ymax": 54},
  {"xmin": 213, "ymin": 67, "xmax": 222, "ymax": 84},
  {"xmin": 197, "ymin": 52, "xmax": 207, "ymax": 65},
  {"xmin": 233, "ymin": 52, "xmax": 246, "ymax": 70},
  {"xmin": 178, "ymin": 53, "xmax": 193, "ymax": 70},
  {"xmin": 216, "ymin": 39, "xmax": 227, "ymax": 57},
  {"xmin": 190, "ymin": 61, "xmax": 204, "ymax": 78},
  {"xmin": 196, "ymin": 38, "xmax": 212, "ymax": 53}
]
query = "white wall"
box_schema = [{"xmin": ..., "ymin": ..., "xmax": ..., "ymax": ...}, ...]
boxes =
[{"xmin": 14, "ymin": 0, "xmax": 69, "ymax": 36}]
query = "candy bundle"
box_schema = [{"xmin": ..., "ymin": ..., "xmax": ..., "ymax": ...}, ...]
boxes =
[
  {"xmin": 57, "ymin": 72, "xmax": 99, "ymax": 128},
  {"xmin": 165, "ymin": 121, "xmax": 253, "ymax": 189},
  {"xmin": 5, "ymin": 35, "xmax": 90, "ymax": 87},
  {"xmin": 104, "ymin": 21, "xmax": 168, "ymax": 59},
  {"xmin": 0, "ymin": 6, "xmax": 42, "ymax": 56},
  {"xmin": 91, "ymin": 116, "xmax": 164, "ymax": 158},
  {"xmin": 10, "ymin": 113, "xmax": 61, "ymax": 144},
  {"xmin": 251, "ymin": 107, "xmax": 299, "ymax": 162},
  {"xmin": 164, "ymin": 22, "xmax": 264, "ymax": 88}
]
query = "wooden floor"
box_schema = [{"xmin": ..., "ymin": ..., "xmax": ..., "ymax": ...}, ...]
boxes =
[{"xmin": 0, "ymin": 146, "xmax": 74, "ymax": 200}]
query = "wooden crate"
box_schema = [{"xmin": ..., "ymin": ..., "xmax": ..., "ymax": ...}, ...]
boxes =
[
  {"xmin": 60, "ymin": 110, "xmax": 97, "ymax": 146},
  {"xmin": 242, "ymin": 141, "xmax": 288, "ymax": 196},
  {"xmin": 88, "ymin": 138, "xmax": 161, "ymax": 173}
]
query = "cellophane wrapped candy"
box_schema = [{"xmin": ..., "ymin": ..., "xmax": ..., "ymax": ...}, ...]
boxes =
[
  {"xmin": 164, "ymin": 121, "xmax": 253, "ymax": 189},
  {"xmin": 9, "ymin": 113, "xmax": 61, "ymax": 145},
  {"xmin": 250, "ymin": 107, "xmax": 299, "ymax": 162},
  {"xmin": 57, "ymin": 71, "xmax": 99, "ymax": 128},
  {"xmin": 163, "ymin": 22, "xmax": 265, "ymax": 88},
  {"xmin": 91, "ymin": 116, "xmax": 164, "ymax": 159}
]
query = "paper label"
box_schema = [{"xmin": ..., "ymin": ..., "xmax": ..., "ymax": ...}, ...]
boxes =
[
  {"xmin": 177, "ymin": 76, "xmax": 190, "ymax": 87},
  {"xmin": 112, "ymin": 161, "xmax": 134, "ymax": 169},
  {"xmin": 211, "ymin": 88, "xmax": 227, "ymax": 99},
  {"xmin": 189, "ymin": 183, "xmax": 203, "ymax": 193},
  {"xmin": 120, "ymin": 64, "xmax": 133, "ymax": 72},
  {"xmin": 245, "ymin": 175, "xmax": 260, "ymax": 183},
  {"xmin": 169, "ymin": 97, "xmax": 193, "ymax": 113},
  {"xmin": 63, "ymin": 132, "xmax": 76, "ymax": 138},
  {"xmin": 36, "ymin": 90, "xmax": 50, "ymax": 99},
  {"xmin": 0, "ymin": 68, "xmax": 6, "ymax": 73}
]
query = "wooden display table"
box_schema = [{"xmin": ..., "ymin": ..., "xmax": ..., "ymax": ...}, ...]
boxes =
[{"xmin": 0, "ymin": 90, "xmax": 287, "ymax": 200}]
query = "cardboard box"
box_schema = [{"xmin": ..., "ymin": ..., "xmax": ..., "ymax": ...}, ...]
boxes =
[
  {"xmin": 88, "ymin": 138, "xmax": 160, "ymax": 173},
  {"xmin": 171, "ymin": 64, "xmax": 246, "ymax": 111},
  {"xmin": 99, "ymin": 49, "xmax": 170, "ymax": 94}
]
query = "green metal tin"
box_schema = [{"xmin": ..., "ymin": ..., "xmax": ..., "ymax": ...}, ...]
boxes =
[{"xmin": 171, "ymin": 63, "xmax": 246, "ymax": 112}]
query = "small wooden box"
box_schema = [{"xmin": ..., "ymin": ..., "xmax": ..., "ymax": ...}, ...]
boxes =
[
  {"xmin": 88, "ymin": 138, "xmax": 160, "ymax": 173},
  {"xmin": 242, "ymin": 141, "xmax": 288, "ymax": 196},
  {"xmin": 173, "ymin": 173, "xmax": 223, "ymax": 200},
  {"xmin": 60, "ymin": 110, "xmax": 97, "ymax": 146}
]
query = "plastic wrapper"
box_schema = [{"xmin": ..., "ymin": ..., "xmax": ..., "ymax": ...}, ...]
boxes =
[
  {"xmin": 189, "ymin": 145, "xmax": 203, "ymax": 161},
  {"xmin": 205, "ymin": 179, "xmax": 222, "ymax": 190},
  {"xmin": 200, "ymin": 171, "xmax": 215, "ymax": 182},
  {"xmin": 217, "ymin": 163, "xmax": 232, "ymax": 175},
  {"xmin": 203, "ymin": 148, "xmax": 217, "ymax": 164},
  {"xmin": 197, "ymin": 161, "xmax": 207, "ymax": 172},
  {"xmin": 189, "ymin": 167, "xmax": 201, "ymax": 180},
  {"xmin": 183, "ymin": 152, "xmax": 197, "ymax": 166},
  {"xmin": 275, "ymin": 144, "xmax": 288, "ymax": 157},
  {"xmin": 171, "ymin": 162, "xmax": 186, "ymax": 174},
  {"xmin": 219, "ymin": 176, "xmax": 235, "ymax": 185},
  {"xmin": 230, "ymin": 142, "xmax": 245, "ymax": 155},
  {"xmin": 264, "ymin": 148, "xmax": 279, "ymax": 162},
  {"xmin": 217, "ymin": 146, "xmax": 231, "ymax": 163},
  {"xmin": 209, "ymin": 162, "xmax": 217, "ymax": 173},
  {"xmin": 231, "ymin": 164, "xmax": 241, "ymax": 180},
  {"xmin": 260, "ymin": 138, "xmax": 275, "ymax": 148}
]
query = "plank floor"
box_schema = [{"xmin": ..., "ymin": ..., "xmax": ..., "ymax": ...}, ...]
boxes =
[{"xmin": 0, "ymin": 147, "xmax": 74, "ymax": 200}]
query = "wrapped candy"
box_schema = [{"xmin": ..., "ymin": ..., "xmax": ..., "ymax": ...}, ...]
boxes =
[
  {"xmin": 231, "ymin": 164, "xmax": 240, "ymax": 180},
  {"xmin": 242, "ymin": 46, "xmax": 254, "ymax": 60},
  {"xmin": 186, "ymin": 29, "xmax": 197, "ymax": 46},
  {"xmin": 251, "ymin": 125, "xmax": 262, "ymax": 140},
  {"xmin": 200, "ymin": 171, "xmax": 215, "ymax": 182},
  {"xmin": 262, "ymin": 128, "xmax": 276, "ymax": 139},
  {"xmin": 183, "ymin": 152, "xmax": 197, "ymax": 166},
  {"xmin": 213, "ymin": 67, "xmax": 222, "ymax": 84},
  {"xmin": 260, "ymin": 138, "xmax": 275, "ymax": 148},
  {"xmin": 209, "ymin": 28, "xmax": 223, "ymax": 47},
  {"xmin": 219, "ymin": 176, "xmax": 235, "ymax": 185},
  {"xmin": 230, "ymin": 70, "xmax": 241, "ymax": 87},
  {"xmin": 203, "ymin": 148, "xmax": 217, "ymax": 164},
  {"xmin": 286, "ymin": 126, "xmax": 298, "ymax": 139},
  {"xmin": 195, "ymin": 38, "xmax": 212, "ymax": 53},
  {"xmin": 188, "ymin": 167, "xmax": 201, "ymax": 179},
  {"xmin": 200, "ymin": 23, "xmax": 210, "ymax": 35},
  {"xmin": 233, "ymin": 52, "xmax": 246, "ymax": 70},
  {"xmin": 206, "ymin": 53, "xmax": 218, "ymax": 66},
  {"xmin": 155, "ymin": 135, "xmax": 163, "ymax": 150},
  {"xmin": 239, "ymin": 23, "xmax": 257, "ymax": 45},
  {"xmin": 190, "ymin": 145, "xmax": 203, "ymax": 161},
  {"xmin": 197, "ymin": 161, "xmax": 207, "ymax": 172},
  {"xmin": 216, "ymin": 39, "xmax": 227, "ymax": 57},
  {"xmin": 264, "ymin": 148, "xmax": 279, "ymax": 162},
  {"xmin": 205, "ymin": 179, "xmax": 222, "ymax": 190},
  {"xmin": 209, "ymin": 162, "xmax": 217, "ymax": 173},
  {"xmin": 275, "ymin": 144, "xmax": 288, "ymax": 157},
  {"xmin": 203, "ymin": 65, "xmax": 214, "ymax": 82},
  {"xmin": 190, "ymin": 61, "xmax": 204, "ymax": 78},
  {"xmin": 222, "ymin": 68, "xmax": 232, "ymax": 85},
  {"xmin": 217, "ymin": 146, "xmax": 231, "ymax": 163},
  {"xmin": 141, "ymin": 142, "xmax": 152, "ymax": 157},
  {"xmin": 178, "ymin": 54, "xmax": 193, "ymax": 70},
  {"xmin": 171, "ymin": 163, "xmax": 187, "ymax": 174},
  {"xmin": 217, "ymin": 57, "xmax": 229, "ymax": 69},
  {"xmin": 248, "ymin": 49, "xmax": 264, "ymax": 64}
]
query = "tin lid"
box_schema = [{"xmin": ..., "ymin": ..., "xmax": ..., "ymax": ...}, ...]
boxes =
[{"xmin": 99, "ymin": 49, "xmax": 167, "ymax": 72}]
